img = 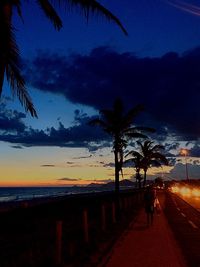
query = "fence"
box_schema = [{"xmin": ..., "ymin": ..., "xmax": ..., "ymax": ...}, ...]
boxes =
[{"xmin": 0, "ymin": 189, "xmax": 144, "ymax": 267}]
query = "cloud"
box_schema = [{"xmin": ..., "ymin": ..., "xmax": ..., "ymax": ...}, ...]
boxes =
[
  {"xmin": 0, "ymin": 102, "xmax": 26, "ymax": 133},
  {"xmin": 73, "ymin": 155, "xmax": 92, "ymax": 159},
  {"xmin": 193, "ymin": 160, "xmax": 200, "ymax": 165},
  {"xmin": 58, "ymin": 178, "xmax": 80, "ymax": 181},
  {"xmin": 25, "ymin": 46, "xmax": 200, "ymax": 141},
  {"xmin": 189, "ymin": 143, "xmax": 200, "ymax": 157},
  {"xmin": 0, "ymin": 113, "xmax": 110, "ymax": 150},
  {"xmin": 57, "ymin": 178, "xmax": 113, "ymax": 184},
  {"xmin": 169, "ymin": 162, "xmax": 200, "ymax": 179},
  {"xmin": 103, "ymin": 162, "xmax": 115, "ymax": 168},
  {"xmin": 10, "ymin": 145, "xmax": 23, "ymax": 149},
  {"xmin": 41, "ymin": 164, "xmax": 55, "ymax": 167},
  {"xmin": 167, "ymin": 157, "xmax": 177, "ymax": 166}
]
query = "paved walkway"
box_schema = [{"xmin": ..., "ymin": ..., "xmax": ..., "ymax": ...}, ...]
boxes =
[{"xmin": 101, "ymin": 193, "xmax": 188, "ymax": 267}]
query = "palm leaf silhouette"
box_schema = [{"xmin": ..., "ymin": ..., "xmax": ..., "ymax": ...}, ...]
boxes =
[{"xmin": 0, "ymin": 1, "xmax": 127, "ymax": 116}]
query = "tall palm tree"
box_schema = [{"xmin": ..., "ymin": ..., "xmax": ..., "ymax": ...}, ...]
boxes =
[
  {"xmin": 0, "ymin": 1, "xmax": 127, "ymax": 117},
  {"xmin": 131, "ymin": 140, "xmax": 168, "ymax": 187},
  {"xmin": 89, "ymin": 99, "xmax": 154, "ymax": 194},
  {"xmin": 125, "ymin": 151, "xmax": 143, "ymax": 188}
]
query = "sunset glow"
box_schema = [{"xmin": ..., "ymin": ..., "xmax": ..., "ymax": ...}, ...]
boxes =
[{"xmin": 1, "ymin": 1, "xmax": 200, "ymax": 187}]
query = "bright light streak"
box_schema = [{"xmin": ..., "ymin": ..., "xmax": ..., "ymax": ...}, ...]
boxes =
[{"xmin": 165, "ymin": 0, "xmax": 200, "ymax": 17}]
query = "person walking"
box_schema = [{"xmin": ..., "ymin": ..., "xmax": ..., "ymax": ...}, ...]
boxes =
[{"xmin": 144, "ymin": 185, "xmax": 156, "ymax": 226}]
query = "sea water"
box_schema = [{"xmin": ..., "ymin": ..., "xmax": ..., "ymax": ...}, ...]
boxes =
[{"xmin": 0, "ymin": 187, "xmax": 75, "ymax": 202}]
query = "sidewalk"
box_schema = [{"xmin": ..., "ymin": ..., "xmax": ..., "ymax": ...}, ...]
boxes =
[{"xmin": 100, "ymin": 193, "xmax": 188, "ymax": 267}]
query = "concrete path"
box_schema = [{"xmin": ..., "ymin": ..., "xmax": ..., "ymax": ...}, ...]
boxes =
[{"xmin": 101, "ymin": 193, "xmax": 188, "ymax": 267}]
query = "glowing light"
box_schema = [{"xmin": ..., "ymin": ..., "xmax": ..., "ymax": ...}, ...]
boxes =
[
  {"xmin": 191, "ymin": 188, "xmax": 200, "ymax": 198},
  {"xmin": 171, "ymin": 186, "xmax": 180, "ymax": 193},
  {"xmin": 179, "ymin": 186, "xmax": 191, "ymax": 197},
  {"xmin": 180, "ymin": 148, "xmax": 188, "ymax": 156}
]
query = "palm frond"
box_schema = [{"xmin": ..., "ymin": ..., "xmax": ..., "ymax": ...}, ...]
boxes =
[
  {"xmin": 151, "ymin": 153, "xmax": 168, "ymax": 165},
  {"xmin": 60, "ymin": 0, "xmax": 128, "ymax": 35},
  {"xmin": 1, "ymin": 9, "xmax": 37, "ymax": 117},
  {"xmin": 126, "ymin": 132, "xmax": 148, "ymax": 139},
  {"xmin": 125, "ymin": 150, "xmax": 141, "ymax": 158},
  {"xmin": 6, "ymin": 62, "xmax": 37, "ymax": 117},
  {"xmin": 150, "ymin": 160, "xmax": 162, "ymax": 168},
  {"xmin": 151, "ymin": 144, "xmax": 165, "ymax": 151},
  {"xmin": 88, "ymin": 117, "xmax": 107, "ymax": 127},
  {"xmin": 131, "ymin": 126, "xmax": 156, "ymax": 133},
  {"xmin": 11, "ymin": 0, "xmax": 24, "ymax": 22},
  {"xmin": 124, "ymin": 104, "xmax": 144, "ymax": 124},
  {"xmin": 37, "ymin": 0, "xmax": 63, "ymax": 30}
]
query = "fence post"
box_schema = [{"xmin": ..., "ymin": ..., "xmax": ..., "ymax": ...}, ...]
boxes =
[
  {"xmin": 83, "ymin": 209, "xmax": 89, "ymax": 243},
  {"xmin": 112, "ymin": 202, "xmax": 116, "ymax": 224},
  {"xmin": 55, "ymin": 220, "xmax": 63, "ymax": 266},
  {"xmin": 101, "ymin": 204, "xmax": 106, "ymax": 232}
]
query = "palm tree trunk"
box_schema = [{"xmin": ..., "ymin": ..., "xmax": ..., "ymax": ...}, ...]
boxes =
[
  {"xmin": 0, "ymin": 64, "xmax": 5, "ymax": 94},
  {"xmin": 114, "ymin": 149, "xmax": 120, "ymax": 194},
  {"xmin": 114, "ymin": 148, "xmax": 121, "ymax": 220},
  {"xmin": 138, "ymin": 173, "xmax": 141, "ymax": 189},
  {"xmin": 143, "ymin": 170, "xmax": 147, "ymax": 187}
]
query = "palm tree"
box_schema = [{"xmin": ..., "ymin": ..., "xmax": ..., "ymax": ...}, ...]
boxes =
[
  {"xmin": 131, "ymin": 140, "xmax": 168, "ymax": 187},
  {"xmin": 89, "ymin": 98, "xmax": 154, "ymax": 194},
  {"xmin": 125, "ymin": 151, "xmax": 143, "ymax": 188},
  {"xmin": 0, "ymin": 1, "xmax": 127, "ymax": 117}
]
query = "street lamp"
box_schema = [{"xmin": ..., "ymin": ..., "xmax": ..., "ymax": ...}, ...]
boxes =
[{"xmin": 180, "ymin": 148, "xmax": 189, "ymax": 181}]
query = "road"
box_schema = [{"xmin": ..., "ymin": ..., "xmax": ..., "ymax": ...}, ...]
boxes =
[
  {"xmin": 164, "ymin": 192, "xmax": 200, "ymax": 267},
  {"xmin": 177, "ymin": 194, "xmax": 200, "ymax": 212}
]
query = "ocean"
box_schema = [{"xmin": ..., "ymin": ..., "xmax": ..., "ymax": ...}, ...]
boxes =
[{"xmin": 0, "ymin": 187, "xmax": 82, "ymax": 202}]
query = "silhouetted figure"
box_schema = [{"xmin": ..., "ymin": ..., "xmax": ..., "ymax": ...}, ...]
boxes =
[{"xmin": 144, "ymin": 186, "xmax": 156, "ymax": 226}]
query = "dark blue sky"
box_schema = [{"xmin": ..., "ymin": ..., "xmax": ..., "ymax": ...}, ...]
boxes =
[
  {"xmin": 14, "ymin": 0, "xmax": 200, "ymax": 57},
  {"xmin": 1, "ymin": 0, "xmax": 200, "ymax": 185}
]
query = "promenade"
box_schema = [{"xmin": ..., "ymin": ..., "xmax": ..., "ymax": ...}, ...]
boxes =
[{"xmin": 99, "ymin": 193, "xmax": 188, "ymax": 267}]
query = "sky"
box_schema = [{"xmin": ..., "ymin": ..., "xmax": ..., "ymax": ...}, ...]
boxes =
[{"xmin": 1, "ymin": 0, "xmax": 200, "ymax": 186}]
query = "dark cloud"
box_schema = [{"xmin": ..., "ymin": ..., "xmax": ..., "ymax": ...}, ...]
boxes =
[
  {"xmin": 25, "ymin": 46, "xmax": 200, "ymax": 141},
  {"xmin": 0, "ymin": 113, "xmax": 110, "ymax": 150},
  {"xmin": 190, "ymin": 144, "xmax": 200, "ymax": 157},
  {"xmin": 0, "ymin": 102, "xmax": 26, "ymax": 133},
  {"xmin": 72, "ymin": 155, "xmax": 92, "ymax": 159},
  {"xmin": 58, "ymin": 178, "xmax": 80, "ymax": 181},
  {"xmin": 11, "ymin": 145, "xmax": 23, "ymax": 149},
  {"xmin": 41, "ymin": 164, "xmax": 55, "ymax": 167},
  {"xmin": 103, "ymin": 162, "xmax": 115, "ymax": 168},
  {"xmin": 167, "ymin": 157, "xmax": 177, "ymax": 166},
  {"xmin": 164, "ymin": 142, "xmax": 180, "ymax": 152},
  {"xmin": 98, "ymin": 161, "xmax": 105, "ymax": 165},
  {"xmin": 193, "ymin": 160, "xmax": 200, "ymax": 165}
]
